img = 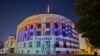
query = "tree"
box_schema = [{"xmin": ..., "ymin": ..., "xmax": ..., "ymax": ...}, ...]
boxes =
[{"xmin": 75, "ymin": 0, "xmax": 100, "ymax": 47}]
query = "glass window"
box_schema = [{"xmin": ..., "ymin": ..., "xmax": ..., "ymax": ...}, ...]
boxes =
[
  {"xmin": 26, "ymin": 27, "xmax": 27, "ymax": 30},
  {"xmin": 22, "ymin": 50, "xmax": 23, "ymax": 53},
  {"xmin": 64, "ymin": 42, "xmax": 66, "ymax": 47},
  {"xmin": 54, "ymin": 23, "xmax": 58, "ymax": 28},
  {"xmin": 66, "ymin": 51, "xmax": 69, "ymax": 53},
  {"xmin": 29, "ymin": 42, "xmax": 32, "ymax": 47},
  {"xmin": 63, "ymin": 31, "xmax": 66, "ymax": 37},
  {"xmin": 62, "ymin": 24, "xmax": 65, "ymax": 29},
  {"xmin": 55, "ymin": 31, "xmax": 59, "ymax": 36},
  {"xmin": 37, "ymin": 41, "xmax": 41, "ymax": 47},
  {"xmin": 30, "ymin": 25, "xmax": 33, "ymax": 29},
  {"xmin": 37, "ymin": 24, "xmax": 41, "ymax": 28},
  {"xmin": 10, "ymin": 41, "xmax": 13, "ymax": 46},
  {"xmin": 30, "ymin": 32, "xmax": 33, "ymax": 36},
  {"xmin": 55, "ymin": 41, "xmax": 59, "ymax": 47},
  {"xmin": 37, "ymin": 31, "xmax": 41, "ymax": 36},
  {"xmin": 25, "ymin": 34, "xmax": 26, "ymax": 38},
  {"xmin": 56, "ymin": 51, "xmax": 60, "ymax": 54},
  {"xmin": 24, "ymin": 42, "xmax": 26, "ymax": 48},
  {"xmin": 16, "ymin": 50, "xmax": 17, "ymax": 53},
  {"xmin": 45, "ymin": 31, "xmax": 50, "ymax": 35},
  {"xmin": 46, "ymin": 23, "xmax": 50, "ymax": 28},
  {"xmin": 27, "ymin": 50, "xmax": 30, "ymax": 53},
  {"xmin": 36, "ymin": 50, "xmax": 39, "ymax": 54}
]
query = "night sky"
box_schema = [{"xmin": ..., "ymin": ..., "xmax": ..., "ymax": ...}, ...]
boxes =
[{"xmin": 0, "ymin": 0, "xmax": 80, "ymax": 41}]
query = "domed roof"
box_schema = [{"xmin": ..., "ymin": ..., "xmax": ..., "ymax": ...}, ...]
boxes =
[{"xmin": 17, "ymin": 14, "xmax": 74, "ymax": 31}]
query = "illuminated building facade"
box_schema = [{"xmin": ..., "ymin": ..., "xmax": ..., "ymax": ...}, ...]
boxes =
[
  {"xmin": 4, "ymin": 35, "xmax": 16, "ymax": 53},
  {"xmin": 15, "ymin": 14, "xmax": 79, "ymax": 55},
  {"xmin": 79, "ymin": 34, "xmax": 94, "ymax": 54}
]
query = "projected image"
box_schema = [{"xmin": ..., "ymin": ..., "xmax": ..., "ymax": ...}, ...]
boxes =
[{"xmin": 15, "ymin": 14, "xmax": 79, "ymax": 55}]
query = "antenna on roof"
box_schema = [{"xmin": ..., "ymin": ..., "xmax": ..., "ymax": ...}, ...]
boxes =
[{"xmin": 47, "ymin": 4, "xmax": 50, "ymax": 13}]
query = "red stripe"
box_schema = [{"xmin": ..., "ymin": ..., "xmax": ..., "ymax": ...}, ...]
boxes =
[{"xmin": 56, "ymin": 38, "xmax": 70, "ymax": 42}]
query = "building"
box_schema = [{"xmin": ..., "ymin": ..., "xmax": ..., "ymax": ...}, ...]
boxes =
[
  {"xmin": 0, "ymin": 41, "xmax": 4, "ymax": 52},
  {"xmin": 4, "ymin": 35, "xmax": 16, "ymax": 53},
  {"xmin": 15, "ymin": 14, "xmax": 79, "ymax": 55},
  {"xmin": 79, "ymin": 34, "xmax": 94, "ymax": 54}
]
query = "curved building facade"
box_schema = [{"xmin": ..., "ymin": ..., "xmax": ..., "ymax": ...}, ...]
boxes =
[{"xmin": 15, "ymin": 14, "xmax": 79, "ymax": 55}]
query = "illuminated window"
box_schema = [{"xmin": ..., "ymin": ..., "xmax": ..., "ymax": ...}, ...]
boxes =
[
  {"xmin": 24, "ymin": 34, "xmax": 26, "ymax": 38},
  {"xmin": 37, "ymin": 31, "xmax": 41, "ymax": 36},
  {"xmin": 29, "ymin": 42, "xmax": 32, "ymax": 47},
  {"xmin": 45, "ymin": 31, "xmax": 50, "ymax": 35},
  {"xmin": 37, "ymin": 41, "xmax": 41, "ymax": 47},
  {"xmin": 46, "ymin": 23, "xmax": 50, "ymax": 28},
  {"xmin": 37, "ymin": 24, "xmax": 41, "ymax": 28}
]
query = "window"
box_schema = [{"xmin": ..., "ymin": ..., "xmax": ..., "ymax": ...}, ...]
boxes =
[
  {"xmin": 62, "ymin": 24, "xmax": 65, "ymax": 29},
  {"xmin": 64, "ymin": 42, "xmax": 67, "ymax": 47},
  {"xmin": 27, "ymin": 50, "xmax": 30, "ymax": 53},
  {"xmin": 45, "ymin": 31, "xmax": 50, "ymax": 35},
  {"xmin": 63, "ymin": 31, "xmax": 66, "ymax": 37},
  {"xmin": 29, "ymin": 42, "xmax": 32, "ymax": 47},
  {"xmin": 56, "ymin": 51, "xmax": 60, "ymax": 54},
  {"xmin": 16, "ymin": 50, "xmax": 17, "ymax": 53},
  {"xmin": 36, "ymin": 50, "xmax": 39, "ymax": 54},
  {"xmin": 55, "ymin": 31, "xmax": 59, "ymax": 36},
  {"xmin": 37, "ymin": 41, "xmax": 41, "ymax": 47},
  {"xmin": 54, "ymin": 23, "xmax": 58, "ymax": 28},
  {"xmin": 46, "ymin": 23, "xmax": 50, "ymax": 28},
  {"xmin": 10, "ymin": 41, "xmax": 13, "ymax": 46},
  {"xmin": 66, "ymin": 51, "xmax": 69, "ymax": 53},
  {"xmin": 37, "ymin": 24, "xmax": 41, "ymax": 28},
  {"xmin": 46, "ymin": 41, "xmax": 50, "ymax": 46},
  {"xmin": 25, "ymin": 27, "xmax": 27, "ymax": 30},
  {"xmin": 24, "ymin": 42, "xmax": 26, "ymax": 48},
  {"xmin": 30, "ymin": 32, "xmax": 33, "ymax": 36},
  {"xmin": 46, "ymin": 41, "xmax": 50, "ymax": 51},
  {"xmin": 24, "ymin": 34, "xmax": 26, "ymax": 38},
  {"xmin": 55, "ymin": 41, "xmax": 59, "ymax": 47},
  {"xmin": 30, "ymin": 25, "xmax": 33, "ymax": 29},
  {"xmin": 22, "ymin": 50, "xmax": 23, "ymax": 53},
  {"xmin": 37, "ymin": 31, "xmax": 41, "ymax": 36}
]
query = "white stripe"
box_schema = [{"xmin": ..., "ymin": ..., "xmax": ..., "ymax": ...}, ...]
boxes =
[
  {"xmin": 59, "ymin": 41, "xmax": 63, "ymax": 45},
  {"xmin": 66, "ymin": 42, "xmax": 70, "ymax": 45},
  {"xmin": 56, "ymin": 48, "xmax": 78, "ymax": 51}
]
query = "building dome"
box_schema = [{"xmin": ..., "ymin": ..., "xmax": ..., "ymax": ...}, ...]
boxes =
[
  {"xmin": 17, "ymin": 14, "xmax": 74, "ymax": 31},
  {"xmin": 15, "ymin": 14, "xmax": 79, "ymax": 55}
]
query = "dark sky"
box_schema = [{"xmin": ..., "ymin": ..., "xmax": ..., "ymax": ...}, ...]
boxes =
[{"xmin": 0, "ymin": 0, "xmax": 80, "ymax": 41}]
